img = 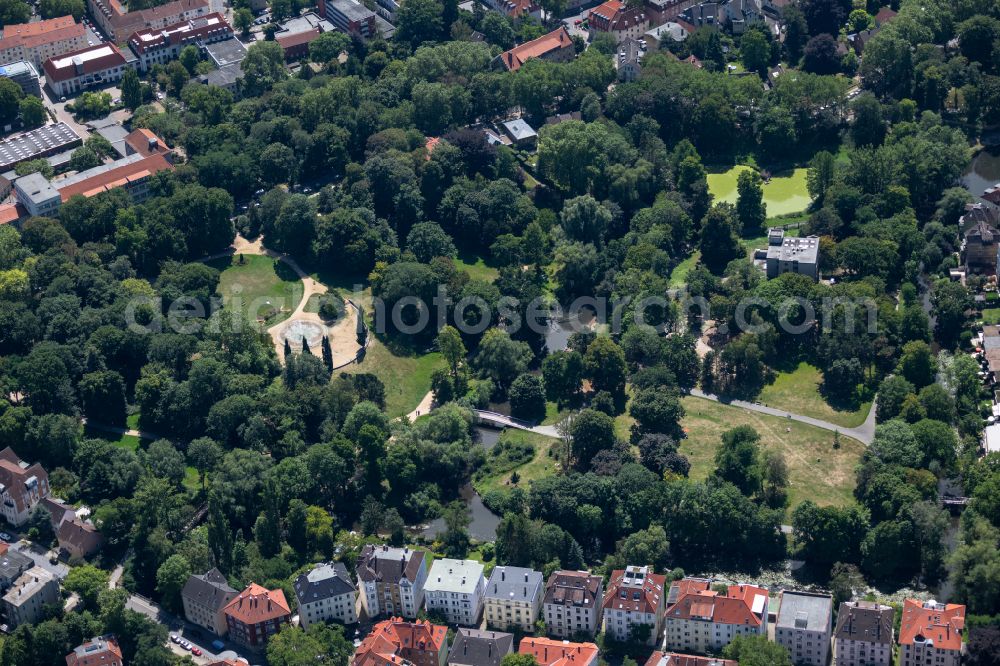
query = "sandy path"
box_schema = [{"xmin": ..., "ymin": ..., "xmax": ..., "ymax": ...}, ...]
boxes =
[{"xmin": 406, "ymin": 391, "xmax": 435, "ymax": 423}]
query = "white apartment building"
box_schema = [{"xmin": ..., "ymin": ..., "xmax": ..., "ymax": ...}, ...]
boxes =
[
  {"xmin": 774, "ymin": 591, "xmax": 833, "ymax": 666},
  {"xmin": 425, "ymin": 558, "xmax": 486, "ymax": 627},
  {"xmin": 601, "ymin": 565, "xmax": 667, "ymax": 645},
  {"xmin": 294, "ymin": 562, "xmax": 357, "ymax": 628},
  {"xmin": 2, "ymin": 566, "xmax": 59, "ymax": 627},
  {"xmin": 663, "ymin": 579, "xmax": 768, "ymax": 654},
  {"xmin": 356, "ymin": 544, "xmax": 427, "ymax": 619},
  {"xmin": 483, "ymin": 566, "xmax": 543, "ymax": 632},
  {"xmin": 833, "ymin": 600, "xmax": 894, "ymax": 666},
  {"xmin": 542, "ymin": 570, "xmax": 604, "ymax": 638}
]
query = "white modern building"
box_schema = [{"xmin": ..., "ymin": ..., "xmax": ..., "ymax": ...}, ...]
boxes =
[
  {"xmin": 424, "ymin": 558, "xmax": 486, "ymax": 626},
  {"xmin": 483, "ymin": 566, "xmax": 543, "ymax": 632},
  {"xmin": 294, "ymin": 562, "xmax": 357, "ymax": 628},
  {"xmin": 774, "ymin": 590, "xmax": 833, "ymax": 666}
]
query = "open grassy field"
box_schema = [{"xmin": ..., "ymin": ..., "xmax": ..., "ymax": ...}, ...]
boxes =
[
  {"xmin": 757, "ymin": 362, "xmax": 871, "ymax": 428},
  {"xmin": 679, "ymin": 395, "xmax": 864, "ymax": 513},
  {"xmin": 669, "ymin": 251, "xmax": 701, "ymax": 287},
  {"xmin": 473, "ymin": 429, "xmax": 561, "ymax": 497},
  {"xmin": 454, "ymin": 255, "xmax": 500, "ymax": 283},
  {"xmin": 83, "ymin": 428, "xmax": 201, "ymax": 491},
  {"xmin": 342, "ymin": 337, "xmax": 443, "ymax": 417},
  {"xmin": 707, "ymin": 165, "xmax": 812, "ymax": 217},
  {"xmin": 209, "ymin": 255, "xmax": 303, "ymax": 326}
]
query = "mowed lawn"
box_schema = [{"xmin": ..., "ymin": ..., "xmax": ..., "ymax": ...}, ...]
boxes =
[
  {"xmin": 82, "ymin": 428, "xmax": 201, "ymax": 492},
  {"xmin": 209, "ymin": 255, "xmax": 303, "ymax": 326},
  {"xmin": 342, "ymin": 337, "xmax": 443, "ymax": 417},
  {"xmin": 679, "ymin": 396, "xmax": 864, "ymax": 513},
  {"xmin": 454, "ymin": 255, "xmax": 500, "ymax": 283},
  {"xmin": 473, "ymin": 429, "xmax": 561, "ymax": 496},
  {"xmin": 758, "ymin": 362, "xmax": 871, "ymax": 428},
  {"xmin": 707, "ymin": 165, "xmax": 812, "ymax": 217}
]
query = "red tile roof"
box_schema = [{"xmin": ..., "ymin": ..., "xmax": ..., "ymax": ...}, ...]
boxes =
[
  {"xmin": 498, "ymin": 26, "xmax": 573, "ymax": 72},
  {"xmin": 0, "ymin": 447, "xmax": 48, "ymax": 515},
  {"xmin": 589, "ymin": 0, "xmax": 646, "ymax": 32},
  {"xmin": 276, "ymin": 27, "xmax": 321, "ymax": 50},
  {"xmin": 42, "ymin": 42, "xmax": 129, "ymax": 83},
  {"xmin": 127, "ymin": 12, "xmax": 231, "ymax": 54},
  {"xmin": 603, "ymin": 568, "xmax": 666, "ymax": 615},
  {"xmin": 0, "ymin": 16, "xmax": 85, "ymax": 52},
  {"xmin": 0, "ymin": 202, "xmax": 25, "ymax": 225},
  {"xmin": 124, "ymin": 128, "xmax": 169, "ymax": 157},
  {"xmin": 65, "ymin": 636, "xmax": 123, "ymax": 666},
  {"xmin": 352, "ymin": 618, "xmax": 448, "ymax": 666},
  {"xmin": 223, "ymin": 583, "xmax": 291, "ymax": 625},
  {"xmin": 518, "ymin": 637, "xmax": 599, "ymax": 666},
  {"xmin": 58, "ymin": 153, "xmax": 172, "ymax": 201},
  {"xmin": 645, "ymin": 653, "xmax": 738, "ymax": 666},
  {"xmin": 898, "ymin": 599, "xmax": 964, "ymax": 652},
  {"xmin": 665, "ymin": 579, "xmax": 768, "ymax": 628}
]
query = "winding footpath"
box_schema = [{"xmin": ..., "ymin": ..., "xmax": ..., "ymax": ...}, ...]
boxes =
[{"xmin": 687, "ymin": 389, "xmax": 877, "ymax": 445}]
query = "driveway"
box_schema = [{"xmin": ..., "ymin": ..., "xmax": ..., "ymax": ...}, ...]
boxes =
[
  {"xmin": 126, "ymin": 593, "xmax": 252, "ymax": 665},
  {"xmin": 7, "ymin": 540, "xmax": 69, "ymax": 580}
]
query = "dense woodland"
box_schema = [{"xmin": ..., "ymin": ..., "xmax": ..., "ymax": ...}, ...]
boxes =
[{"xmin": 2, "ymin": 0, "xmax": 1000, "ymax": 663}]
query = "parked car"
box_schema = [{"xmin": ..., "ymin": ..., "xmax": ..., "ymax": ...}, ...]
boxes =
[
  {"xmin": 211, "ymin": 640, "xmax": 225, "ymax": 652},
  {"xmin": 0, "ymin": 533, "xmax": 12, "ymax": 542},
  {"xmin": 191, "ymin": 647, "xmax": 202, "ymax": 656},
  {"xmin": 170, "ymin": 634, "xmax": 180, "ymax": 644}
]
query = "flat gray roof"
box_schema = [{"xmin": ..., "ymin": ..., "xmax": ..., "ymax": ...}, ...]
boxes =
[
  {"xmin": 15, "ymin": 171, "xmax": 59, "ymax": 204},
  {"xmin": 203, "ymin": 38, "xmax": 247, "ymax": 68},
  {"xmin": 777, "ymin": 591, "xmax": 833, "ymax": 632},
  {"xmin": 0, "ymin": 123, "xmax": 81, "ymax": 171},
  {"xmin": 767, "ymin": 235, "xmax": 820, "ymax": 264},
  {"xmin": 327, "ymin": 0, "xmax": 376, "ymax": 22},
  {"xmin": 0, "ymin": 61, "xmax": 37, "ymax": 78},
  {"xmin": 502, "ymin": 118, "xmax": 537, "ymax": 140},
  {"xmin": 485, "ymin": 566, "xmax": 543, "ymax": 603}
]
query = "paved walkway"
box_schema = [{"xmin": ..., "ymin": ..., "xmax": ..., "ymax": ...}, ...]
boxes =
[
  {"xmin": 688, "ymin": 389, "xmax": 877, "ymax": 445},
  {"xmin": 473, "ymin": 410, "xmax": 561, "ymax": 438},
  {"xmin": 82, "ymin": 419, "xmax": 159, "ymax": 441}
]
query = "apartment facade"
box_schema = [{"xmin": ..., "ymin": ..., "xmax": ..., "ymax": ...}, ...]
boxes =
[
  {"xmin": 0, "ymin": 17, "xmax": 87, "ymax": 71},
  {"xmin": 182, "ymin": 568, "xmax": 238, "ymax": 636},
  {"xmin": 589, "ymin": 0, "xmax": 650, "ymax": 43},
  {"xmin": 0, "ymin": 447, "xmax": 49, "ymax": 527},
  {"xmin": 223, "ymin": 583, "xmax": 291, "ymax": 648},
  {"xmin": 601, "ymin": 565, "xmax": 666, "ymax": 645},
  {"xmin": 424, "ymin": 558, "xmax": 486, "ymax": 627},
  {"xmin": 43, "ymin": 42, "xmax": 135, "ymax": 97},
  {"xmin": 352, "ymin": 617, "xmax": 448, "ymax": 666},
  {"xmin": 663, "ymin": 579, "xmax": 768, "ymax": 654},
  {"xmin": 833, "ymin": 600, "xmax": 894, "ymax": 666},
  {"xmin": 898, "ymin": 599, "xmax": 965, "ymax": 666},
  {"xmin": 542, "ymin": 570, "xmax": 604, "ymax": 638},
  {"xmin": 127, "ymin": 13, "xmax": 233, "ymax": 72},
  {"xmin": 87, "ymin": 0, "xmax": 212, "ymax": 42},
  {"xmin": 294, "ymin": 562, "xmax": 357, "ymax": 628},
  {"xmin": 483, "ymin": 566, "xmax": 543, "ymax": 632},
  {"xmin": 2, "ymin": 565, "xmax": 59, "ymax": 627},
  {"xmin": 356, "ymin": 544, "xmax": 427, "ymax": 620},
  {"xmin": 773, "ymin": 591, "xmax": 833, "ymax": 666}
]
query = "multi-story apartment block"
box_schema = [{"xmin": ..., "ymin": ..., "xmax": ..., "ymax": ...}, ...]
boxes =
[
  {"xmin": 774, "ymin": 591, "xmax": 833, "ymax": 666},
  {"xmin": 601, "ymin": 566, "xmax": 667, "ymax": 645},
  {"xmin": 294, "ymin": 562, "xmax": 357, "ymax": 628},
  {"xmin": 86, "ymin": 0, "xmax": 212, "ymax": 42},
  {"xmin": 898, "ymin": 599, "xmax": 965, "ymax": 666},
  {"xmin": 424, "ymin": 558, "xmax": 485, "ymax": 627},
  {"xmin": 541, "ymin": 570, "xmax": 603, "ymax": 639},
  {"xmin": 356, "ymin": 545, "xmax": 427, "ymax": 620},
  {"xmin": 127, "ymin": 13, "xmax": 234, "ymax": 72},
  {"xmin": 663, "ymin": 578, "xmax": 768, "ymax": 654},
  {"xmin": 833, "ymin": 600, "xmax": 894, "ymax": 666},
  {"xmin": 181, "ymin": 568, "xmax": 238, "ymax": 636},
  {"xmin": 645, "ymin": 654, "xmax": 737, "ymax": 666},
  {"xmin": 42, "ymin": 42, "xmax": 136, "ymax": 97},
  {"xmin": 483, "ymin": 566, "xmax": 543, "ymax": 632},
  {"xmin": 0, "ymin": 447, "xmax": 49, "ymax": 527},
  {"xmin": 223, "ymin": 583, "xmax": 291, "ymax": 648},
  {"xmin": 0, "ymin": 17, "xmax": 87, "ymax": 71},
  {"xmin": 65, "ymin": 635, "xmax": 123, "ymax": 666},
  {"xmin": 2, "ymin": 565, "xmax": 60, "ymax": 627},
  {"xmin": 447, "ymin": 628, "xmax": 513, "ymax": 666},
  {"xmin": 352, "ymin": 617, "xmax": 448, "ymax": 666}
]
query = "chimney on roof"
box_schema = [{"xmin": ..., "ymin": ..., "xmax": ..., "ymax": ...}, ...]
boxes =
[{"xmin": 501, "ymin": 569, "xmax": 505, "ymax": 581}]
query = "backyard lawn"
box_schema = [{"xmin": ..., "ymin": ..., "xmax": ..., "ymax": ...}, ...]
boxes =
[
  {"xmin": 473, "ymin": 429, "xmax": 561, "ymax": 497},
  {"xmin": 342, "ymin": 337, "xmax": 443, "ymax": 418},
  {"xmin": 209, "ymin": 255, "xmax": 303, "ymax": 326},
  {"xmin": 757, "ymin": 361, "xmax": 871, "ymax": 428},
  {"xmin": 983, "ymin": 308, "xmax": 1000, "ymax": 325},
  {"xmin": 669, "ymin": 251, "xmax": 700, "ymax": 287},
  {"xmin": 707, "ymin": 165, "xmax": 812, "ymax": 217},
  {"xmin": 679, "ymin": 396, "xmax": 864, "ymax": 514}
]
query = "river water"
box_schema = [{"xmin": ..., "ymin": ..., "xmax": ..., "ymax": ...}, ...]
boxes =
[{"xmin": 963, "ymin": 148, "xmax": 1000, "ymax": 198}]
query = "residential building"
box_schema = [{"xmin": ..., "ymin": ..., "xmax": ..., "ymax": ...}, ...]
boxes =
[
  {"xmin": 481, "ymin": 0, "xmax": 541, "ymax": 20},
  {"xmin": 182, "ymin": 568, "xmax": 238, "ymax": 636},
  {"xmin": 0, "ymin": 122, "xmax": 82, "ymax": 172},
  {"xmin": 86, "ymin": 0, "xmax": 212, "ymax": 42},
  {"xmin": 223, "ymin": 583, "xmax": 292, "ymax": 648},
  {"xmin": 617, "ymin": 38, "xmax": 642, "ymax": 81},
  {"xmin": 127, "ymin": 13, "xmax": 234, "ymax": 72},
  {"xmin": 833, "ymin": 600, "xmax": 894, "ymax": 666},
  {"xmin": 495, "ymin": 27, "xmax": 575, "ymax": 72},
  {"xmin": 14, "ymin": 172, "xmax": 61, "ymax": 217},
  {"xmin": 203, "ymin": 36, "xmax": 247, "ymax": 69},
  {"xmin": 644, "ymin": 21, "xmax": 690, "ymax": 50},
  {"xmin": 2, "ymin": 565, "xmax": 60, "ymax": 626},
  {"xmin": 601, "ymin": 565, "xmax": 667, "ymax": 645},
  {"xmin": 0, "ymin": 17, "xmax": 87, "ymax": 71},
  {"xmin": 663, "ymin": 578, "xmax": 768, "ymax": 654},
  {"xmin": 644, "ymin": 0, "xmax": 700, "ymax": 25},
  {"xmin": 424, "ymin": 558, "xmax": 486, "ymax": 626},
  {"xmin": 501, "ymin": 118, "xmax": 537, "ymax": 148},
  {"xmin": 720, "ymin": 0, "xmax": 762, "ymax": 33},
  {"xmin": 679, "ymin": 2, "xmax": 718, "ymax": 29},
  {"xmin": 273, "ymin": 13, "xmax": 336, "ymax": 61},
  {"xmin": 963, "ymin": 208, "xmax": 1000, "ymax": 274},
  {"xmin": 483, "ymin": 566, "xmax": 543, "ymax": 632},
  {"xmin": 517, "ymin": 637, "xmax": 599, "ymax": 666},
  {"xmin": 447, "ymin": 628, "xmax": 513, "ymax": 666},
  {"xmin": 56, "ymin": 518, "xmax": 104, "ymax": 559},
  {"xmin": 0, "ymin": 548, "xmax": 32, "ymax": 591},
  {"xmin": 773, "ymin": 590, "xmax": 833, "ymax": 666},
  {"xmin": 0, "ymin": 61, "xmax": 40, "ymax": 96},
  {"xmin": 0, "ymin": 447, "xmax": 50, "ymax": 527},
  {"xmin": 589, "ymin": 0, "xmax": 649, "ymax": 43},
  {"xmin": 983, "ymin": 183, "xmax": 1000, "ymax": 206},
  {"xmin": 318, "ymin": 0, "xmax": 379, "ymax": 40},
  {"xmin": 352, "ymin": 617, "xmax": 448, "ymax": 666},
  {"xmin": 542, "ymin": 570, "xmax": 604, "ymax": 638},
  {"xmin": 644, "ymin": 654, "xmax": 737, "ymax": 666},
  {"xmin": 65, "ymin": 635, "xmax": 123, "ymax": 666},
  {"xmin": 43, "ymin": 42, "xmax": 136, "ymax": 97},
  {"xmin": 193, "ymin": 64, "xmax": 243, "ymax": 96},
  {"xmin": 293, "ymin": 562, "xmax": 357, "ymax": 628},
  {"xmin": 898, "ymin": 599, "xmax": 965, "ymax": 666},
  {"xmin": 763, "ymin": 228, "xmax": 820, "ymax": 280},
  {"xmin": 357, "ymin": 545, "xmax": 427, "ymax": 620}
]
